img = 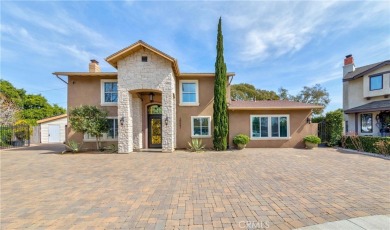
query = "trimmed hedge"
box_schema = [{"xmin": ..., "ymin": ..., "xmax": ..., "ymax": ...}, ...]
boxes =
[
  {"xmin": 342, "ymin": 136, "xmax": 390, "ymax": 155},
  {"xmin": 325, "ymin": 110, "xmax": 343, "ymax": 146}
]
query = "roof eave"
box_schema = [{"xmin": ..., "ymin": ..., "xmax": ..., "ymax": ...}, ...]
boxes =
[
  {"xmin": 52, "ymin": 72, "xmax": 118, "ymax": 77},
  {"xmin": 228, "ymin": 106, "xmax": 323, "ymax": 111},
  {"xmin": 179, "ymin": 72, "xmax": 236, "ymax": 78},
  {"xmin": 343, "ymin": 60, "xmax": 390, "ymax": 81},
  {"xmin": 37, "ymin": 114, "xmax": 67, "ymax": 124},
  {"xmin": 105, "ymin": 41, "xmax": 180, "ymax": 76}
]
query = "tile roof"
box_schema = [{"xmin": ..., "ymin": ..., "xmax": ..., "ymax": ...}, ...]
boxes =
[
  {"xmin": 344, "ymin": 60, "xmax": 390, "ymax": 81},
  {"xmin": 344, "ymin": 100, "xmax": 390, "ymax": 114},
  {"xmin": 228, "ymin": 100, "xmax": 323, "ymax": 110}
]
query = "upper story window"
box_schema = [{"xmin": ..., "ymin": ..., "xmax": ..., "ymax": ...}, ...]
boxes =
[
  {"xmin": 369, "ymin": 75, "xmax": 383, "ymax": 91},
  {"xmin": 251, "ymin": 115, "xmax": 289, "ymax": 139},
  {"xmin": 180, "ymin": 80, "xmax": 199, "ymax": 106},
  {"xmin": 101, "ymin": 79, "xmax": 118, "ymax": 105}
]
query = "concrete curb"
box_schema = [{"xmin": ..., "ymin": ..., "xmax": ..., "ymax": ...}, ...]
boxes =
[
  {"xmin": 294, "ymin": 214, "xmax": 390, "ymax": 230},
  {"xmin": 335, "ymin": 147, "xmax": 390, "ymax": 160}
]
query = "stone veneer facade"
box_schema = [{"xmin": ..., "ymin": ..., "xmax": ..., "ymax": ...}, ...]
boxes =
[{"xmin": 117, "ymin": 49, "xmax": 176, "ymax": 153}]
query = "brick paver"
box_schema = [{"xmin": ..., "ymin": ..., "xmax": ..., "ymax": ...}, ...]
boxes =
[{"xmin": 1, "ymin": 145, "xmax": 389, "ymax": 229}]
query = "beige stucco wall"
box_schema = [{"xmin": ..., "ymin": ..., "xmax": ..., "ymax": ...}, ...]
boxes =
[
  {"xmin": 176, "ymin": 77, "xmax": 215, "ymax": 149},
  {"xmin": 67, "ymin": 75, "xmax": 118, "ymax": 149},
  {"xmin": 228, "ymin": 109, "xmax": 316, "ymax": 148},
  {"xmin": 344, "ymin": 65, "xmax": 390, "ymax": 110},
  {"xmin": 345, "ymin": 112, "xmax": 382, "ymax": 136},
  {"xmin": 363, "ymin": 66, "xmax": 390, "ymax": 98},
  {"xmin": 343, "ymin": 65, "xmax": 389, "ymax": 136}
]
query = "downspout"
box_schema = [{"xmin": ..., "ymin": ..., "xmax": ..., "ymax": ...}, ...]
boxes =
[
  {"xmin": 355, "ymin": 113, "xmax": 358, "ymax": 134},
  {"xmin": 55, "ymin": 74, "xmax": 68, "ymax": 84}
]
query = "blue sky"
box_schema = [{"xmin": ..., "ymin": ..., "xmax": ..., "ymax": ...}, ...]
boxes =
[{"xmin": 1, "ymin": 1, "xmax": 389, "ymax": 113}]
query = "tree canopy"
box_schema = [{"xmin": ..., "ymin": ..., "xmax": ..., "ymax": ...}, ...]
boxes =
[
  {"xmin": 0, "ymin": 80, "xmax": 66, "ymax": 125},
  {"xmin": 231, "ymin": 83, "xmax": 279, "ymax": 101},
  {"xmin": 278, "ymin": 84, "xmax": 330, "ymax": 115},
  {"xmin": 68, "ymin": 105, "xmax": 109, "ymax": 150}
]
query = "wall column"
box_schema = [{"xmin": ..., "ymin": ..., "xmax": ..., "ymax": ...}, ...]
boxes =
[
  {"xmin": 118, "ymin": 90, "xmax": 133, "ymax": 153},
  {"xmin": 161, "ymin": 73, "xmax": 175, "ymax": 152},
  {"xmin": 132, "ymin": 96, "xmax": 143, "ymax": 151}
]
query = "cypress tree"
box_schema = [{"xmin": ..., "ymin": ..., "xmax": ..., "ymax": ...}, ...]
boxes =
[{"xmin": 213, "ymin": 17, "xmax": 228, "ymax": 151}]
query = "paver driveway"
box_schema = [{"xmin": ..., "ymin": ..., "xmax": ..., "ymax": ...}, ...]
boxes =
[{"xmin": 1, "ymin": 145, "xmax": 389, "ymax": 229}]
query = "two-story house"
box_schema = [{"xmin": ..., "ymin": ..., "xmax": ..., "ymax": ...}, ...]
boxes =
[
  {"xmin": 54, "ymin": 40, "xmax": 321, "ymax": 153},
  {"xmin": 343, "ymin": 55, "xmax": 390, "ymax": 136}
]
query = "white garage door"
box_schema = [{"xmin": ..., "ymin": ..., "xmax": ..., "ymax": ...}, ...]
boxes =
[{"xmin": 48, "ymin": 125, "xmax": 60, "ymax": 143}]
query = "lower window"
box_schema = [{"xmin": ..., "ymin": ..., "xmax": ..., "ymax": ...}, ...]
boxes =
[
  {"xmin": 251, "ymin": 115, "xmax": 289, "ymax": 139},
  {"xmin": 191, "ymin": 116, "xmax": 211, "ymax": 137},
  {"xmin": 361, "ymin": 114, "xmax": 372, "ymax": 133},
  {"xmin": 84, "ymin": 118, "xmax": 118, "ymax": 140}
]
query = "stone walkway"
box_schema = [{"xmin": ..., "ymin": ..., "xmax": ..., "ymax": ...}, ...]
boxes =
[{"xmin": 1, "ymin": 145, "xmax": 389, "ymax": 229}]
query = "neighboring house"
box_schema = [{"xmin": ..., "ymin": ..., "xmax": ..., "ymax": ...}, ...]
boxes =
[
  {"xmin": 37, "ymin": 114, "xmax": 67, "ymax": 143},
  {"xmin": 54, "ymin": 40, "xmax": 321, "ymax": 152},
  {"xmin": 343, "ymin": 55, "xmax": 390, "ymax": 136}
]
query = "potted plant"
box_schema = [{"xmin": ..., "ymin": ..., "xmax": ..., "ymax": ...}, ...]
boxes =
[
  {"xmin": 303, "ymin": 135, "xmax": 321, "ymax": 149},
  {"xmin": 233, "ymin": 134, "xmax": 250, "ymax": 150}
]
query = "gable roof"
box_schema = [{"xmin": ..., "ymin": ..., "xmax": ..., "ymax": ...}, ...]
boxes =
[
  {"xmin": 228, "ymin": 100, "xmax": 323, "ymax": 110},
  {"xmin": 105, "ymin": 40, "xmax": 180, "ymax": 75},
  {"xmin": 37, "ymin": 114, "xmax": 67, "ymax": 124},
  {"xmin": 344, "ymin": 100, "xmax": 390, "ymax": 114},
  {"xmin": 343, "ymin": 60, "xmax": 390, "ymax": 81}
]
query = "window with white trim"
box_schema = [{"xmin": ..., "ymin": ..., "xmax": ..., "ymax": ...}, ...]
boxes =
[
  {"xmin": 101, "ymin": 79, "xmax": 118, "ymax": 105},
  {"xmin": 191, "ymin": 116, "xmax": 211, "ymax": 137},
  {"xmin": 84, "ymin": 118, "xmax": 118, "ymax": 141},
  {"xmin": 180, "ymin": 80, "xmax": 199, "ymax": 106},
  {"xmin": 250, "ymin": 115, "xmax": 289, "ymax": 139}
]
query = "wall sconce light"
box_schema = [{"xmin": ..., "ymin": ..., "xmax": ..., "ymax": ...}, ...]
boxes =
[
  {"xmin": 120, "ymin": 117, "xmax": 125, "ymax": 126},
  {"xmin": 149, "ymin": 93, "xmax": 154, "ymax": 102},
  {"xmin": 307, "ymin": 117, "xmax": 312, "ymax": 124},
  {"xmin": 165, "ymin": 117, "xmax": 169, "ymax": 126}
]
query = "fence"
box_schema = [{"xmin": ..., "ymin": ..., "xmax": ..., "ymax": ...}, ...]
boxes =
[
  {"xmin": 0, "ymin": 124, "xmax": 30, "ymax": 149},
  {"xmin": 318, "ymin": 121, "xmax": 327, "ymax": 145}
]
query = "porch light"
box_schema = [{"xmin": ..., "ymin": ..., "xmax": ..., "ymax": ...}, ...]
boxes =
[
  {"xmin": 120, "ymin": 117, "xmax": 125, "ymax": 126},
  {"xmin": 307, "ymin": 117, "xmax": 312, "ymax": 124},
  {"xmin": 165, "ymin": 117, "xmax": 169, "ymax": 126},
  {"xmin": 149, "ymin": 93, "xmax": 154, "ymax": 102}
]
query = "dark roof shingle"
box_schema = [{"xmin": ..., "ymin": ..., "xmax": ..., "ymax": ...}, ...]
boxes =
[
  {"xmin": 344, "ymin": 60, "xmax": 390, "ymax": 81},
  {"xmin": 344, "ymin": 100, "xmax": 390, "ymax": 114}
]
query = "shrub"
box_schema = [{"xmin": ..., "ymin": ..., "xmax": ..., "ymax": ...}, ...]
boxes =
[
  {"xmin": 188, "ymin": 139, "xmax": 205, "ymax": 152},
  {"xmin": 63, "ymin": 140, "xmax": 83, "ymax": 154},
  {"xmin": 325, "ymin": 109, "xmax": 343, "ymax": 146},
  {"xmin": 374, "ymin": 140, "xmax": 390, "ymax": 155},
  {"xmin": 233, "ymin": 134, "xmax": 250, "ymax": 145},
  {"xmin": 303, "ymin": 135, "xmax": 321, "ymax": 144},
  {"xmin": 342, "ymin": 135, "xmax": 390, "ymax": 155},
  {"xmin": 104, "ymin": 144, "xmax": 118, "ymax": 153}
]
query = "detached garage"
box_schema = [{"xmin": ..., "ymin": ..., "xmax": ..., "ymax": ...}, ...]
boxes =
[{"xmin": 37, "ymin": 114, "xmax": 67, "ymax": 143}]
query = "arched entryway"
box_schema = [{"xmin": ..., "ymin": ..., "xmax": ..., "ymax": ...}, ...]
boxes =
[{"xmin": 147, "ymin": 104, "xmax": 162, "ymax": 148}]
